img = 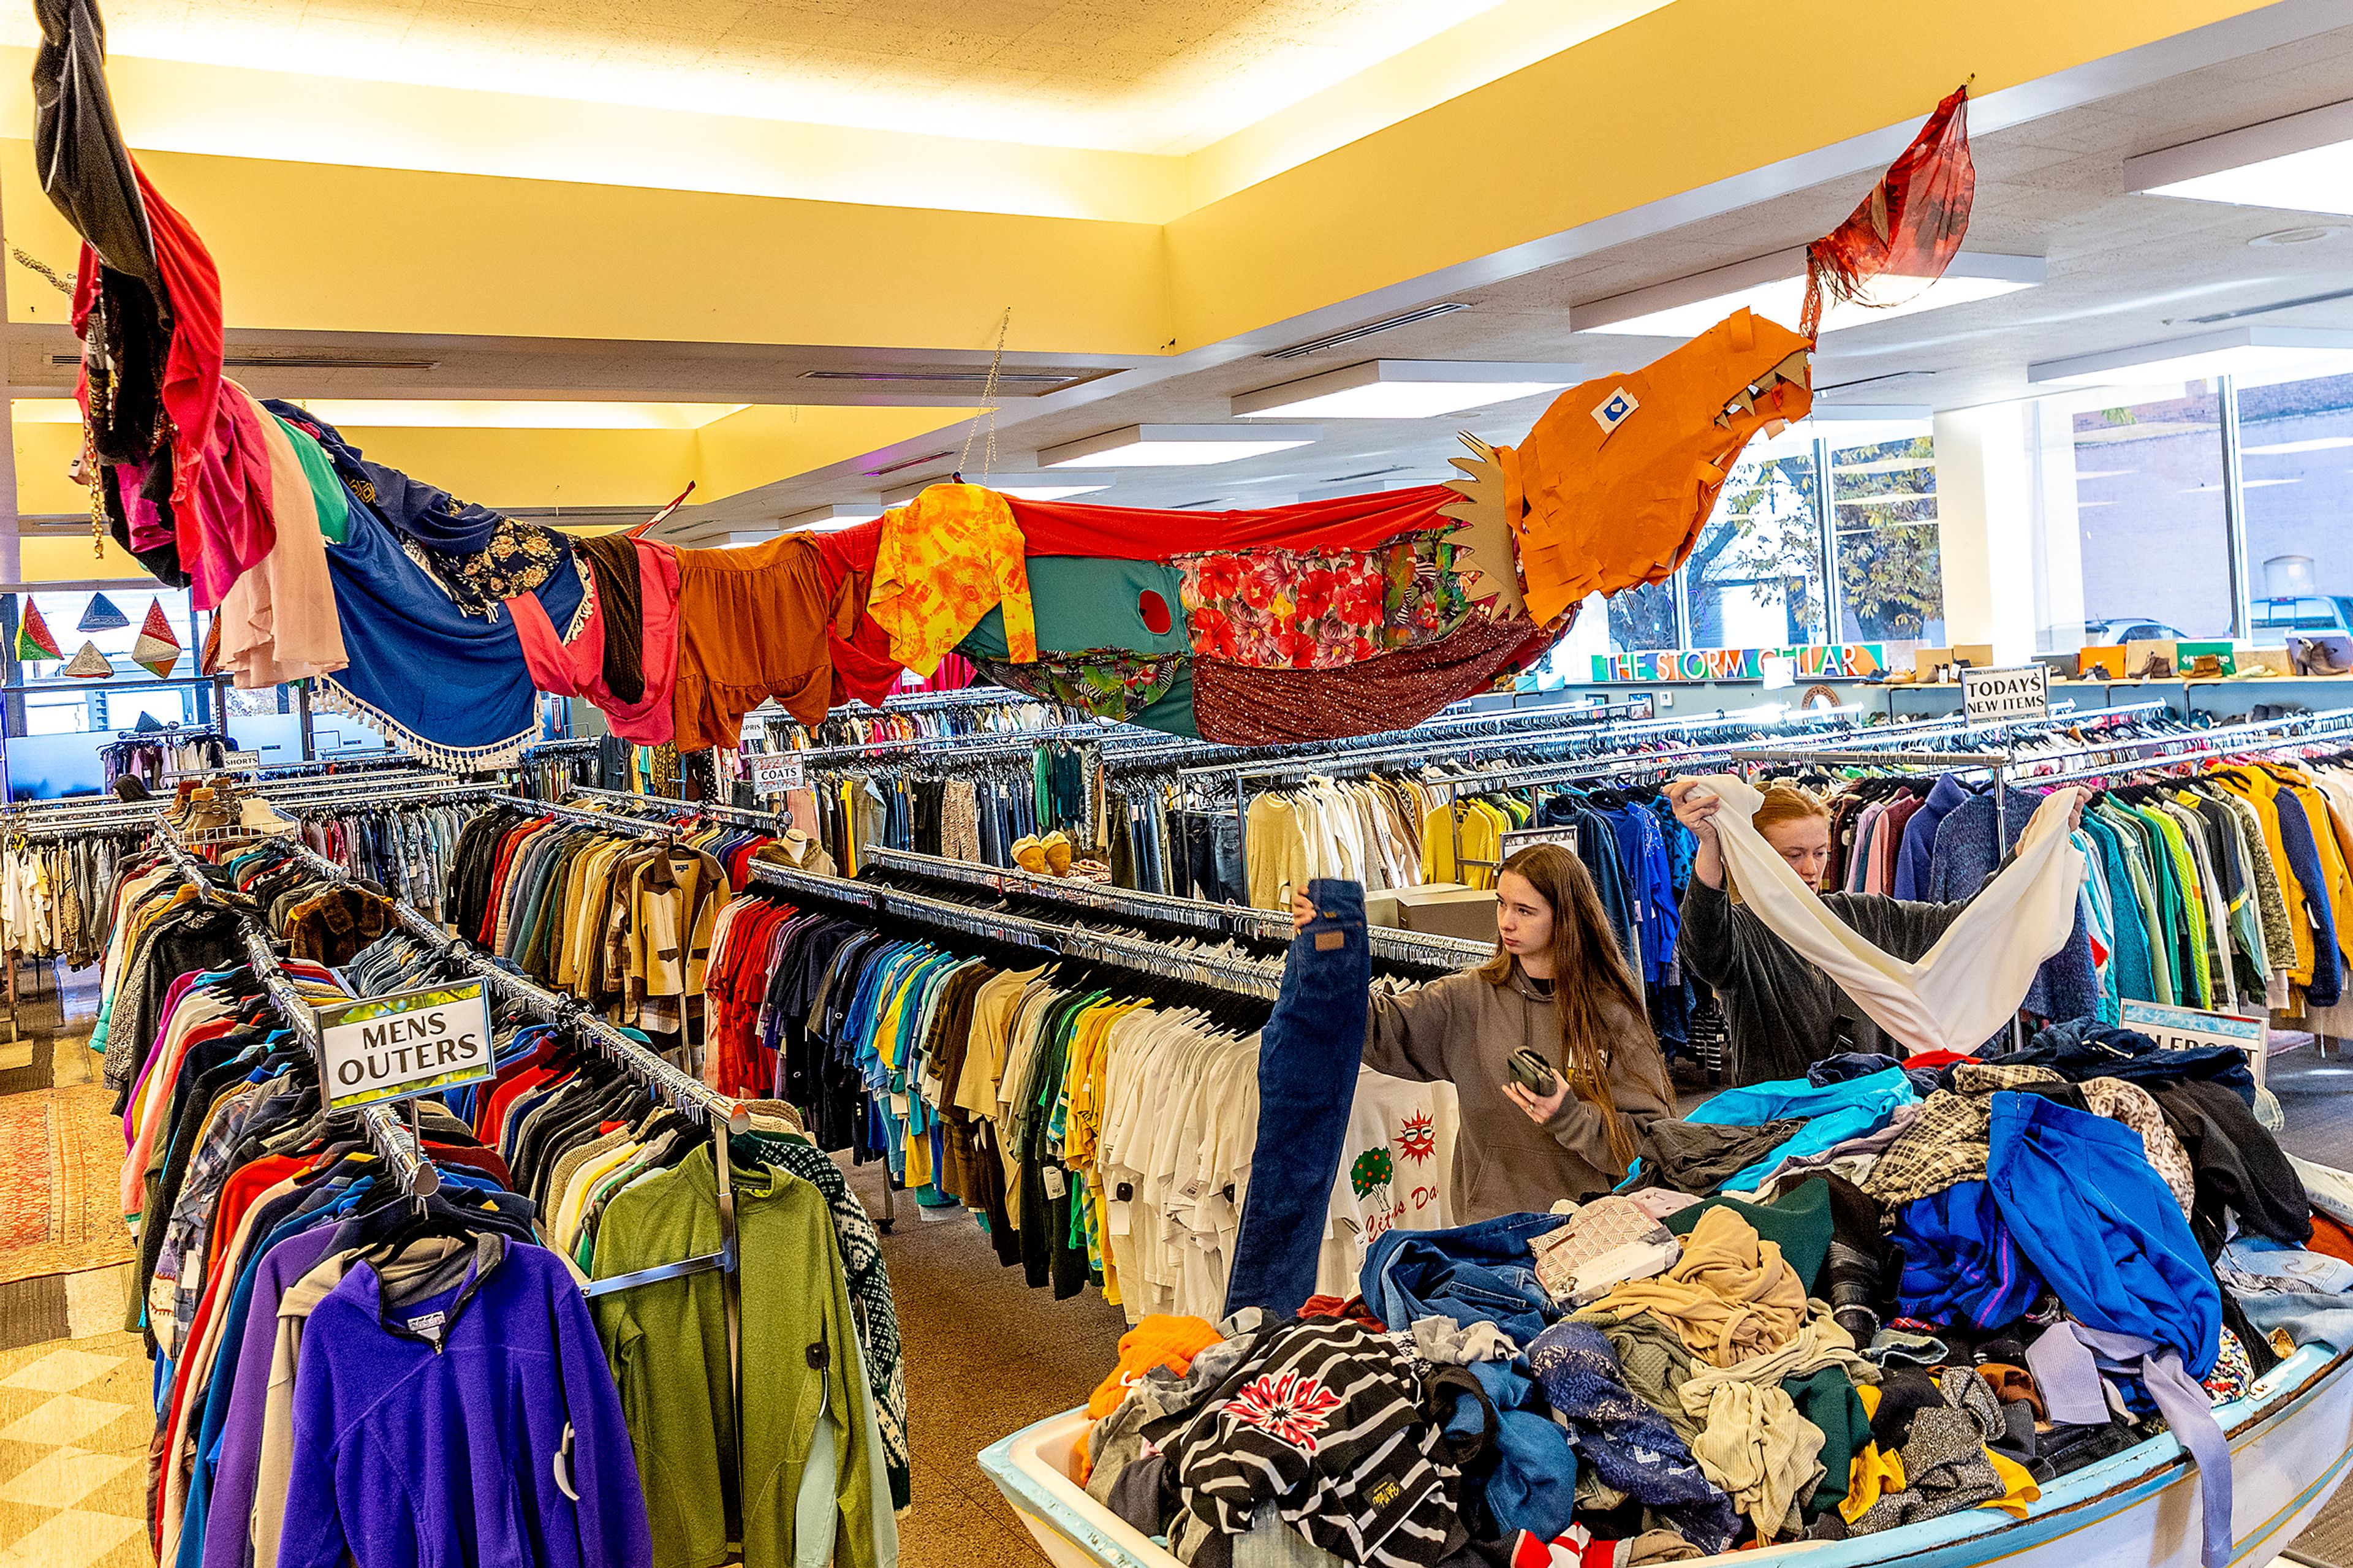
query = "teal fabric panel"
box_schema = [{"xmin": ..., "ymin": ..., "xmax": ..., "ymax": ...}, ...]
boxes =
[{"xmin": 958, "ymin": 556, "xmax": 1191, "ymax": 659}]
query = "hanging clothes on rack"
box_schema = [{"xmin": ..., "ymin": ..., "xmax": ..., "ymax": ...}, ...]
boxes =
[{"xmin": 439, "ymin": 802, "xmax": 754, "ymax": 1060}]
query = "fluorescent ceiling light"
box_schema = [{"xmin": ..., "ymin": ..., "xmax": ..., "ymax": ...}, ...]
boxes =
[
  {"xmin": 2028, "ymin": 327, "xmax": 2353, "ymax": 387},
  {"xmin": 1232, "ymin": 361, "xmax": 1582, "ymax": 420},
  {"xmin": 1574, "ymin": 250, "xmax": 2044, "ymax": 338},
  {"xmin": 882, "ymin": 477, "xmax": 1112, "ymax": 506},
  {"xmin": 2126, "ymin": 99, "xmax": 2353, "ymax": 218},
  {"xmin": 1037, "ymin": 425, "xmax": 1322, "ymax": 468},
  {"xmin": 779, "ymin": 504, "xmax": 884, "ymax": 531},
  {"xmin": 2243, "ymin": 437, "xmax": 2353, "ymax": 455},
  {"xmin": 13, "ymin": 397, "xmax": 746, "ymax": 430}
]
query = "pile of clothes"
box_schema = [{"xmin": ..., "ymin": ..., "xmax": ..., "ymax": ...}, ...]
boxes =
[{"xmin": 1074, "ymin": 1025, "xmax": 2352, "ymax": 1568}]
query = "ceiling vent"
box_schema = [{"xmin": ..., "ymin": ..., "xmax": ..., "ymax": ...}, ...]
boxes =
[
  {"xmin": 797, "ymin": 366, "xmax": 1115, "ymax": 393},
  {"xmin": 1267, "ymin": 303, "xmax": 1471, "ymax": 360},
  {"xmin": 862, "ymin": 449, "xmax": 959, "ymax": 477}
]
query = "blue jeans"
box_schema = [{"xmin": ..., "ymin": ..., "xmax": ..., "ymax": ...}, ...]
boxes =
[
  {"xmin": 1362, "ymin": 1210, "xmax": 1566, "ymax": 1347},
  {"xmin": 1224, "ymin": 879, "xmax": 1371, "ymax": 1319}
]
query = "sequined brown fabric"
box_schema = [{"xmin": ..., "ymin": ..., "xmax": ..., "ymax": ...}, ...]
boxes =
[{"xmin": 1190, "ymin": 610, "xmax": 1534, "ymax": 745}]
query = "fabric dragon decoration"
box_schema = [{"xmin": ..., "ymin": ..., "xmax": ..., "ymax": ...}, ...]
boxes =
[{"xmin": 28, "ymin": 0, "xmax": 1968, "ymax": 761}]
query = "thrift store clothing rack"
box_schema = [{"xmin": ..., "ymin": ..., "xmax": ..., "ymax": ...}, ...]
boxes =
[
  {"xmin": 147, "ymin": 819, "xmax": 440, "ymax": 1203},
  {"xmin": 268, "ymin": 834, "xmax": 757, "ymax": 1305}
]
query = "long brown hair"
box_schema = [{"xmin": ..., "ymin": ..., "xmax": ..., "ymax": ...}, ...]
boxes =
[{"xmin": 1477, "ymin": 843, "xmax": 1669, "ymax": 1168}]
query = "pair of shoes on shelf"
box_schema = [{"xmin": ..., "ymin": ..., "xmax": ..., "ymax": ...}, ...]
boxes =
[{"xmin": 1012, "ymin": 830, "xmax": 1075, "ymax": 877}]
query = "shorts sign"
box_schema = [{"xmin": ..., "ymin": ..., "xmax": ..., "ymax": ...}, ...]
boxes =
[
  {"xmin": 1961, "ymin": 665, "xmax": 2049, "ymax": 722},
  {"xmin": 319, "ymin": 979, "xmax": 494, "ymax": 1110},
  {"xmin": 2120, "ymin": 999, "xmax": 2267, "ymax": 1060},
  {"xmin": 746, "ymin": 752, "xmax": 806, "ymax": 798}
]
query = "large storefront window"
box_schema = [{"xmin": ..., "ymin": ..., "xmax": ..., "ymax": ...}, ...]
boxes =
[
  {"xmin": 1830, "ymin": 428, "xmax": 1944, "ymax": 642},
  {"xmin": 1600, "ymin": 421, "xmax": 1942, "ymax": 654},
  {"xmin": 1688, "ymin": 439, "xmax": 1825, "ymax": 647},
  {"xmin": 2031, "ymin": 384, "xmax": 2232, "ymax": 648},
  {"xmin": 1607, "ymin": 580, "xmax": 1680, "ymax": 652},
  {"xmin": 2235, "ymin": 369, "xmax": 2353, "ymax": 642}
]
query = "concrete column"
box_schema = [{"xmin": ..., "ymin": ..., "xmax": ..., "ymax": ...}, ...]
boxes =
[{"xmin": 1933, "ymin": 402, "xmax": 2035, "ymax": 665}]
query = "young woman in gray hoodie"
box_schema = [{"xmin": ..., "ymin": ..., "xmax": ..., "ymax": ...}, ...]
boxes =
[{"xmin": 1295, "ymin": 842, "xmax": 1673, "ymax": 1219}]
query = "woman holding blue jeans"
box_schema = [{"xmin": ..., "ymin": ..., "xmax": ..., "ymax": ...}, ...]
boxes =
[{"xmin": 1292, "ymin": 842, "xmax": 1673, "ymax": 1220}]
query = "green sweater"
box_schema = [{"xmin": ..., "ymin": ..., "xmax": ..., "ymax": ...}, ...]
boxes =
[{"xmin": 590, "ymin": 1143, "xmax": 881, "ymax": 1568}]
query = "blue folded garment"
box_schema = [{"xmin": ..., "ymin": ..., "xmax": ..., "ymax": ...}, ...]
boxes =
[{"xmin": 1684, "ymin": 1067, "xmax": 1919, "ymax": 1191}]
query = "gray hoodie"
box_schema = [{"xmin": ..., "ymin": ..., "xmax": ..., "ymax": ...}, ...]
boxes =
[{"xmin": 1365, "ymin": 961, "xmax": 1671, "ymax": 1221}]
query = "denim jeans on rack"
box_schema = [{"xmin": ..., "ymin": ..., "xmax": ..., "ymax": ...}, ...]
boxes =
[
  {"xmin": 1183, "ymin": 812, "xmax": 1245, "ymax": 906},
  {"xmin": 1225, "ymin": 879, "xmax": 1371, "ymax": 1319}
]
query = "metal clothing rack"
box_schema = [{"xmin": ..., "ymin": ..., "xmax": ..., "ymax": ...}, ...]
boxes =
[
  {"xmin": 147, "ymin": 820, "xmax": 440, "ymax": 1202},
  {"xmin": 2018, "ymin": 707, "xmax": 2353, "ymax": 788},
  {"xmin": 2014, "ymin": 706, "xmax": 2353, "ymax": 786},
  {"xmin": 270, "ymin": 836, "xmax": 757, "ymax": 1294},
  {"xmin": 745, "ymin": 854, "xmax": 1289, "ymax": 999},
  {"xmin": 563, "ymin": 784, "xmax": 786, "ymax": 835},
  {"xmin": 856, "ymin": 844, "xmax": 1495, "ymax": 971}
]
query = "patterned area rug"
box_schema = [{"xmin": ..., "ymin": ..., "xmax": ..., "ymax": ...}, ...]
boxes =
[{"xmin": 0, "ymin": 1086, "xmax": 131, "ymax": 1288}]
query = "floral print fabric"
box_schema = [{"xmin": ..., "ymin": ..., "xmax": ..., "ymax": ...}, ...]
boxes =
[
  {"xmin": 978, "ymin": 651, "xmax": 1183, "ymax": 723},
  {"xmin": 1176, "ymin": 529, "xmax": 1471, "ymax": 670}
]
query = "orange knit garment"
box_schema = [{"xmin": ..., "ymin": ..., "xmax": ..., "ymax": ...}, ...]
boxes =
[
  {"xmin": 1501, "ymin": 308, "xmax": 1814, "ymax": 626},
  {"xmin": 1075, "ymin": 1314, "xmax": 1223, "ymax": 1481}
]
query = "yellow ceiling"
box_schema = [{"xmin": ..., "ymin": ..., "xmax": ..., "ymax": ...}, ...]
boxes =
[
  {"xmin": 13, "ymin": 398, "xmax": 749, "ymax": 430},
  {"xmin": 0, "ymin": 0, "xmax": 1672, "ymax": 222},
  {"xmin": 0, "ymin": 0, "xmax": 1512, "ymax": 155}
]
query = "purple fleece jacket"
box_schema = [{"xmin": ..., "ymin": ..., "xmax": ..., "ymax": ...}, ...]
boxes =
[{"xmin": 279, "ymin": 1240, "xmax": 651, "ymax": 1568}]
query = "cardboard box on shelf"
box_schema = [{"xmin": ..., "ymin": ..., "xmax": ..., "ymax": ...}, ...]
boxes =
[
  {"xmin": 1949, "ymin": 643, "xmax": 1995, "ymax": 671},
  {"xmin": 1366, "ymin": 884, "xmax": 1462, "ymax": 929},
  {"xmin": 1909, "ymin": 645, "xmax": 1951, "ymax": 678},
  {"xmin": 2123, "ymin": 638, "xmax": 2180, "ymax": 679},
  {"xmin": 1392, "ymin": 885, "xmax": 1500, "ymax": 944},
  {"xmin": 2178, "ymin": 641, "xmax": 2237, "ymax": 678},
  {"xmin": 2077, "ymin": 644, "xmax": 2128, "ymax": 680},
  {"xmin": 2235, "ymin": 646, "xmax": 2298, "ymax": 678}
]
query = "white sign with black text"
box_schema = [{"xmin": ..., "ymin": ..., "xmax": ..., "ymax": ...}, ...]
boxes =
[
  {"xmin": 318, "ymin": 979, "xmax": 494, "ymax": 1110},
  {"xmin": 2119, "ymin": 999, "xmax": 2267, "ymax": 1064},
  {"xmin": 1961, "ymin": 664, "xmax": 2049, "ymax": 723},
  {"xmin": 746, "ymin": 752, "xmax": 807, "ymax": 798}
]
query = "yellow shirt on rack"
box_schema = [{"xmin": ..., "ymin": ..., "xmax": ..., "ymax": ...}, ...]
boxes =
[{"xmin": 1246, "ymin": 794, "xmax": 1310, "ymax": 910}]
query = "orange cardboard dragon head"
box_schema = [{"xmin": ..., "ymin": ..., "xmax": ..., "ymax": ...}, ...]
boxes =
[{"xmin": 1438, "ymin": 308, "xmax": 1815, "ymax": 632}]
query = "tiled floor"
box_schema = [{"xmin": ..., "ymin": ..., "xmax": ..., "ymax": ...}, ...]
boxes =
[{"xmin": 0, "ymin": 1332, "xmax": 155, "ymax": 1568}]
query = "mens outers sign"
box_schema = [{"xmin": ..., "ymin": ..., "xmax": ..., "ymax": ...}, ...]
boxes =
[
  {"xmin": 318, "ymin": 980, "xmax": 494, "ymax": 1111},
  {"xmin": 1961, "ymin": 665, "xmax": 2050, "ymax": 722}
]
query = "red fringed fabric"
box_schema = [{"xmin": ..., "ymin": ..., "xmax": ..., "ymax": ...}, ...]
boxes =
[{"xmin": 1802, "ymin": 85, "xmax": 1974, "ymax": 339}]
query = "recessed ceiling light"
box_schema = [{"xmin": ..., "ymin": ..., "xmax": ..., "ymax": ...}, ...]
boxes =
[
  {"xmin": 882, "ymin": 476, "xmax": 1113, "ymax": 504},
  {"xmin": 1232, "ymin": 361, "xmax": 1582, "ymax": 420},
  {"xmin": 2127, "ymin": 99, "xmax": 2353, "ymax": 218},
  {"xmin": 1036, "ymin": 425, "xmax": 1322, "ymax": 468},
  {"xmin": 778, "ymin": 504, "xmax": 884, "ymax": 531},
  {"xmin": 2028, "ymin": 327, "xmax": 2353, "ymax": 388},
  {"xmin": 1574, "ymin": 250, "xmax": 2045, "ymax": 338}
]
